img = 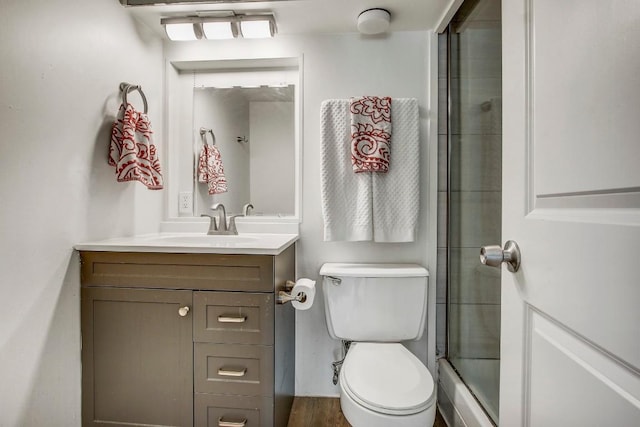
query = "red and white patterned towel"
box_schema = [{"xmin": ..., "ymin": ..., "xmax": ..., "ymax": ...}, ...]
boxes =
[
  {"xmin": 198, "ymin": 144, "xmax": 228, "ymax": 195},
  {"xmin": 109, "ymin": 103, "xmax": 163, "ymax": 189},
  {"xmin": 350, "ymin": 96, "xmax": 392, "ymax": 173}
]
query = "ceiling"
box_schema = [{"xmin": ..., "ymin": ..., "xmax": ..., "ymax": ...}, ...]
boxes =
[{"xmin": 124, "ymin": 0, "xmax": 457, "ymax": 39}]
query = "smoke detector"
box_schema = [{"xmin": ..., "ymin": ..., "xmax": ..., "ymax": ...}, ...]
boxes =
[{"xmin": 357, "ymin": 8, "xmax": 391, "ymax": 35}]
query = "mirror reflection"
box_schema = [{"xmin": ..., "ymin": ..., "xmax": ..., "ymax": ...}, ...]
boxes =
[{"xmin": 191, "ymin": 85, "xmax": 295, "ymax": 217}]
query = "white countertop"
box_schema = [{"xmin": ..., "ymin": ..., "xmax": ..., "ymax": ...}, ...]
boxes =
[{"xmin": 74, "ymin": 233, "xmax": 298, "ymax": 255}]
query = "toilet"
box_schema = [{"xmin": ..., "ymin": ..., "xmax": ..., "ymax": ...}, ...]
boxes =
[{"xmin": 320, "ymin": 263, "xmax": 436, "ymax": 427}]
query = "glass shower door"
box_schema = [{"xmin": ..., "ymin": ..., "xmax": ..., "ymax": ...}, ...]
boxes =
[{"xmin": 447, "ymin": 0, "xmax": 502, "ymax": 423}]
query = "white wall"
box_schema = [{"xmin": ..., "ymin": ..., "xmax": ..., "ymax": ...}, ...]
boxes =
[
  {"xmin": 165, "ymin": 32, "xmax": 438, "ymax": 397},
  {"xmin": 293, "ymin": 34, "xmax": 436, "ymax": 397},
  {"xmin": 250, "ymin": 101, "xmax": 295, "ymax": 215},
  {"xmin": 0, "ymin": 0, "xmax": 163, "ymax": 425}
]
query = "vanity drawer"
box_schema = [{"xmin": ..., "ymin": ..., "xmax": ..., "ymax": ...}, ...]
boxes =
[
  {"xmin": 194, "ymin": 393, "xmax": 273, "ymax": 427},
  {"xmin": 194, "ymin": 343, "xmax": 274, "ymax": 396},
  {"xmin": 194, "ymin": 291, "xmax": 274, "ymax": 345},
  {"xmin": 80, "ymin": 251, "xmax": 274, "ymax": 292}
]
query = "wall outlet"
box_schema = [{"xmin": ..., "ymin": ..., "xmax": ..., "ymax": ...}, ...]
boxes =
[{"xmin": 178, "ymin": 192, "xmax": 193, "ymax": 215}]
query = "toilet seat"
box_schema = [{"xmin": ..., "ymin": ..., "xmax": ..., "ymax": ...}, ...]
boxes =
[{"xmin": 340, "ymin": 342, "xmax": 435, "ymax": 416}]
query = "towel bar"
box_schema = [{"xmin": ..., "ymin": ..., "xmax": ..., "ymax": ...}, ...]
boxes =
[
  {"xmin": 119, "ymin": 82, "xmax": 148, "ymax": 113},
  {"xmin": 200, "ymin": 127, "xmax": 216, "ymax": 145}
]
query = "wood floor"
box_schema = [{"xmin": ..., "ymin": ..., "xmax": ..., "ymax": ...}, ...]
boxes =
[{"xmin": 287, "ymin": 397, "xmax": 447, "ymax": 427}]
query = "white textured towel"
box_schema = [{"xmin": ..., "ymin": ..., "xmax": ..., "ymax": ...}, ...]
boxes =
[
  {"xmin": 321, "ymin": 99, "xmax": 373, "ymax": 241},
  {"xmin": 321, "ymin": 98, "xmax": 420, "ymax": 242},
  {"xmin": 372, "ymin": 99, "xmax": 420, "ymax": 242}
]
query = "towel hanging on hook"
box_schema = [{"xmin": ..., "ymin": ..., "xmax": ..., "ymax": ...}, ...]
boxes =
[
  {"xmin": 197, "ymin": 127, "xmax": 227, "ymax": 195},
  {"xmin": 109, "ymin": 82, "xmax": 163, "ymax": 189}
]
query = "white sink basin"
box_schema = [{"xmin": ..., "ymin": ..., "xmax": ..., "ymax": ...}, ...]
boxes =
[{"xmin": 75, "ymin": 233, "xmax": 298, "ymax": 255}]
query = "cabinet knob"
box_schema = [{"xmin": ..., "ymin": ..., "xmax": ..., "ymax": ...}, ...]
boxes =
[{"xmin": 178, "ymin": 306, "xmax": 190, "ymax": 317}]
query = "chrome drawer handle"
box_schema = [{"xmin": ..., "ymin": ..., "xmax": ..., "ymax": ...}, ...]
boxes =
[
  {"xmin": 217, "ymin": 367, "xmax": 247, "ymax": 377},
  {"xmin": 218, "ymin": 417, "xmax": 247, "ymax": 427},
  {"xmin": 217, "ymin": 315, "xmax": 247, "ymax": 323}
]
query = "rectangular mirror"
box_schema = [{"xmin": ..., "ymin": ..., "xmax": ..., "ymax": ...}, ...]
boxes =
[{"xmin": 165, "ymin": 57, "xmax": 301, "ymax": 222}]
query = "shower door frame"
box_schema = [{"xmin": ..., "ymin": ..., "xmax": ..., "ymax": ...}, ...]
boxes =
[{"xmin": 442, "ymin": 0, "xmax": 503, "ymax": 423}]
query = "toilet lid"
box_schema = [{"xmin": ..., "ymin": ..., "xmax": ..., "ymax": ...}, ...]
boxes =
[{"xmin": 341, "ymin": 343, "xmax": 435, "ymax": 416}]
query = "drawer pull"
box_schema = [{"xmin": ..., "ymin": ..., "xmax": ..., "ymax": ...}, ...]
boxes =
[
  {"xmin": 218, "ymin": 367, "xmax": 247, "ymax": 377},
  {"xmin": 218, "ymin": 417, "xmax": 247, "ymax": 427},
  {"xmin": 217, "ymin": 315, "xmax": 247, "ymax": 323}
]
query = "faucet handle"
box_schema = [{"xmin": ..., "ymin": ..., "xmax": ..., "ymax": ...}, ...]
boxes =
[
  {"xmin": 227, "ymin": 216, "xmax": 239, "ymax": 235},
  {"xmin": 200, "ymin": 214, "xmax": 218, "ymax": 231},
  {"xmin": 243, "ymin": 203, "xmax": 254, "ymax": 217}
]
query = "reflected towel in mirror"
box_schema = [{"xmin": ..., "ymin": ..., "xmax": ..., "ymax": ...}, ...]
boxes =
[{"xmin": 198, "ymin": 144, "xmax": 228, "ymax": 195}]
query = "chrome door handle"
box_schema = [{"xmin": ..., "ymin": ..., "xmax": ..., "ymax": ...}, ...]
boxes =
[{"xmin": 480, "ymin": 240, "xmax": 521, "ymax": 272}]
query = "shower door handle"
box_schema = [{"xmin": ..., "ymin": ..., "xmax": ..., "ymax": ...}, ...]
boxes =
[{"xmin": 480, "ymin": 240, "xmax": 521, "ymax": 272}]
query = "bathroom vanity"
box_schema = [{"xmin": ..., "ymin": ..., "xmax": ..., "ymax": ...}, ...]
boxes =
[{"xmin": 77, "ymin": 234, "xmax": 296, "ymax": 427}]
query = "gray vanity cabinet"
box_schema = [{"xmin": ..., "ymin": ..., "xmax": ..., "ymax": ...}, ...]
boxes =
[{"xmin": 80, "ymin": 246, "xmax": 295, "ymax": 427}]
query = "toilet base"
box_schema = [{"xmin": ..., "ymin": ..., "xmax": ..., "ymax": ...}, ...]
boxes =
[{"xmin": 340, "ymin": 388, "xmax": 436, "ymax": 427}]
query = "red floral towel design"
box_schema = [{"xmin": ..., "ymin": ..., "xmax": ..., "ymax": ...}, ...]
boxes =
[
  {"xmin": 350, "ymin": 96, "xmax": 392, "ymax": 173},
  {"xmin": 109, "ymin": 103, "xmax": 163, "ymax": 189},
  {"xmin": 198, "ymin": 144, "xmax": 228, "ymax": 195}
]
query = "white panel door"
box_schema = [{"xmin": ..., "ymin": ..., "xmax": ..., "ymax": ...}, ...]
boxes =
[{"xmin": 500, "ymin": 0, "xmax": 640, "ymax": 425}]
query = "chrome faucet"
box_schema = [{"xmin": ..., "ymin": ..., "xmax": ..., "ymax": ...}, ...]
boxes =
[
  {"xmin": 200, "ymin": 203, "xmax": 235, "ymax": 235},
  {"xmin": 211, "ymin": 203, "xmax": 234, "ymax": 234},
  {"xmin": 201, "ymin": 203, "xmax": 252, "ymax": 235}
]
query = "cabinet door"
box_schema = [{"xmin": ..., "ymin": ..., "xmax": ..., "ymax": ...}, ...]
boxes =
[{"xmin": 82, "ymin": 287, "xmax": 193, "ymax": 427}]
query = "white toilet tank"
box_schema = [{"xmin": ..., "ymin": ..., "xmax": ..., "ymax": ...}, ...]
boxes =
[{"xmin": 320, "ymin": 263, "xmax": 429, "ymax": 342}]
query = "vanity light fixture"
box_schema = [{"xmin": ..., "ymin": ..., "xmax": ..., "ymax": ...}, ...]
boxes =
[
  {"xmin": 162, "ymin": 18, "xmax": 202, "ymax": 41},
  {"xmin": 202, "ymin": 21, "xmax": 236, "ymax": 40},
  {"xmin": 161, "ymin": 14, "xmax": 276, "ymax": 41},
  {"xmin": 238, "ymin": 15, "xmax": 275, "ymax": 39}
]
